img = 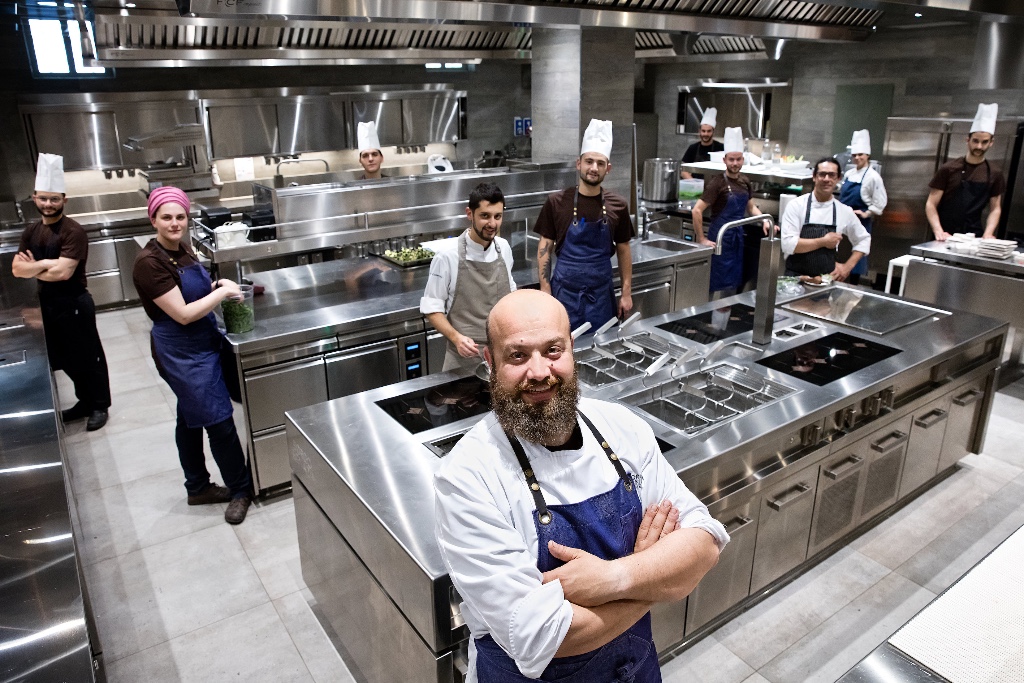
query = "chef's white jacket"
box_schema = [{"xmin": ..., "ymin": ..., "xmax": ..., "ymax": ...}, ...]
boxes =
[
  {"xmin": 841, "ymin": 166, "xmax": 888, "ymax": 217},
  {"xmin": 780, "ymin": 194, "xmax": 872, "ymax": 259},
  {"xmin": 434, "ymin": 397, "xmax": 729, "ymax": 681},
  {"xmin": 419, "ymin": 232, "xmax": 516, "ymax": 315}
]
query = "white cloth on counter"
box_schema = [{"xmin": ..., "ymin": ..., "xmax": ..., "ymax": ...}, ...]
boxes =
[
  {"xmin": 842, "ymin": 166, "xmax": 888, "ymax": 216},
  {"xmin": 780, "ymin": 194, "xmax": 871, "ymax": 258},
  {"xmin": 419, "ymin": 231, "xmax": 515, "ymax": 315},
  {"xmin": 434, "ymin": 398, "xmax": 729, "ymax": 682}
]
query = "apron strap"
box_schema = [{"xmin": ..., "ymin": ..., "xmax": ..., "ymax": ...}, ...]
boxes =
[
  {"xmin": 571, "ymin": 188, "xmax": 608, "ymax": 223},
  {"xmin": 504, "ymin": 410, "xmax": 633, "ymax": 526}
]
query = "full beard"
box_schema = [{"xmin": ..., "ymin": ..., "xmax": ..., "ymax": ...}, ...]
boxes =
[
  {"xmin": 578, "ymin": 171, "xmax": 603, "ymax": 188},
  {"xmin": 490, "ymin": 366, "xmax": 580, "ymax": 445}
]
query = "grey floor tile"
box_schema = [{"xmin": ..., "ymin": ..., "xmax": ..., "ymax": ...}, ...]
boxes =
[
  {"xmin": 979, "ymin": 413, "xmax": 1024, "ymax": 468},
  {"xmin": 740, "ymin": 675, "xmax": 771, "ymax": 683},
  {"xmin": 96, "ymin": 384, "xmax": 176, "ymax": 436},
  {"xmin": 850, "ymin": 466, "xmax": 1006, "ymax": 570},
  {"xmin": 661, "ymin": 633, "xmax": 755, "ymax": 683},
  {"xmin": 66, "ymin": 420, "xmax": 181, "ymax": 493},
  {"xmin": 757, "ymin": 573, "xmax": 935, "ymax": 683},
  {"xmin": 96, "ymin": 312, "xmax": 133, "ymax": 340},
  {"xmin": 958, "ymin": 451, "xmax": 1023, "ymax": 485},
  {"xmin": 84, "ymin": 523, "xmax": 269, "ymax": 661},
  {"xmin": 989, "ymin": 391, "xmax": 1024, "ymax": 423},
  {"xmin": 75, "ymin": 468, "xmax": 226, "ymax": 567},
  {"xmin": 106, "ymin": 356, "xmax": 164, "ymax": 394},
  {"xmin": 234, "ymin": 497, "xmax": 305, "ymax": 600},
  {"xmin": 715, "ymin": 548, "xmax": 889, "ymax": 670},
  {"xmin": 274, "ymin": 589, "xmax": 354, "ymax": 683},
  {"xmin": 106, "ymin": 602, "xmax": 313, "ymax": 683},
  {"xmin": 895, "ymin": 479, "xmax": 1024, "ymax": 593}
]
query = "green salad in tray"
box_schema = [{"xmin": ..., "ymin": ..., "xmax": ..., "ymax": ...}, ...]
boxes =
[{"xmin": 383, "ymin": 247, "xmax": 435, "ymax": 263}]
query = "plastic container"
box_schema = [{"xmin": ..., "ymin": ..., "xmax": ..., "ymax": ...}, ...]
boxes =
[
  {"xmin": 679, "ymin": 179, "xmax": 704, "ymax": 199},
  {"xmin": 222, "ymin": 284, "xmax": 255, "ymax": 334}
]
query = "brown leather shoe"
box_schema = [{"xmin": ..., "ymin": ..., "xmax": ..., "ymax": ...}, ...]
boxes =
[
  {"xmin": 224, "ymin": 496, "xmax": 251, "ymax": 525},
  {"xmin": 187, "ymin": 484, "xmax": 232, "ymax": 506}
]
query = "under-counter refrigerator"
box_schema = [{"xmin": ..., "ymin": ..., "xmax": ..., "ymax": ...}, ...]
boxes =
[{"xmin": 873, "ymin": 117, "xmax": 1021, "ymax": 273}]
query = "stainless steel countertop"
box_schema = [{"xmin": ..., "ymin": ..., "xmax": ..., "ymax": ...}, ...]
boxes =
[
  {"xmin": 226, "ymin": 232, "xmax": 713, "ymax": 356},
  {"xmin": 0, "ymin": 253, "xmax": 96, "ymax": 682},
  {"xmin": 912, "ymin": 240, "xmax": 1024, "ymax": 278},
  {"xmin": 285, "ymin": 284, "xmax": 1007, "ymax": 582}
]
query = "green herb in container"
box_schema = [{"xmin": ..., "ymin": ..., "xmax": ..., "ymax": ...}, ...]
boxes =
[{"xmin": 223, "ymin": 285, "xmax": 255, "ymax": 334}]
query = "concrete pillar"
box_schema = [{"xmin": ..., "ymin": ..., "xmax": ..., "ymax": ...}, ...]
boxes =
[{"xmin": 531, "ymin": 27, "xmax": 636, "ymax": 197}]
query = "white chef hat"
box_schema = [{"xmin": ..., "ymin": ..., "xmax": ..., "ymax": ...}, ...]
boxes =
[
  {"xmin": 357, "ymin": 121, "xmax": 382, "ymax": 153},
  {"xmin": 850, "ymin": 129, "xmax": 871, "ymax": 155},
  {"xmin": 34, "ymin": 153, "xmax": 65, "ymax": 194},
  {"xmin": 580, "ymin": 119, "xmax": 613, "ymax": 159},
  {"xmin": 723, "ymin": 127, "xmax": 744, "ymax": 154},
  {"xmin": 970, "ymin": 103, "xmax": 998, "ymax": 135},
  {"xmin": 700, "ymin": 107, "xmax": 718, "ymax": 128}
]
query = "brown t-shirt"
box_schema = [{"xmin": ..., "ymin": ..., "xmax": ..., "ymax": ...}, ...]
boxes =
[
  {"xmin": 700, "ymin": 174, "xmax": 752, "ymax": 216},
  {"xmin": 133, "ymin": 239, "xmax": 201, "ymax": 323},
  {"xmin": 533, "ymin": 187, "xmax": 635, "ymax": 255},
  {"xmin": 18, "ymin": 216, "xmax": 89, "ymax": 299},
  {"xmin": 928, "ymin": 157, "xmax": 1006, "ymax": 202}
]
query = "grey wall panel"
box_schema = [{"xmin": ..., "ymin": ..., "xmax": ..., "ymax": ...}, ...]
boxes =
[
  {"xmin": 278, "ymin": 98, "xmax": 348, "ymax": 154},
  {"xmin": 29, "ymin": 112, "xmax": 122, "ymax": 171},
  {"xmin": 207, "ymin": 104, "xmax": 279, "ymax": 159}
]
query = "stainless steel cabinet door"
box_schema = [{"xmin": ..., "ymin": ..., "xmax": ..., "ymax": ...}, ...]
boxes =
[
  {"xmin": 402, "ymin": 96, "xmax": 461, "ymax": 144},
  {"xmin": 244, "ymin": 357, "xmax": 328, "ymax": 432},
  {"xmin": 685, "ymin": 497, "xmax": 759, "ymax": 635},
  {"xmin": 86, "ymin": 239, "xmax": 118, "ymax": 274},
  {"xmin": 651, "ymin": 598, "xmax": 687, "ymax": 654},
  {"xmin": 899, "ymin": 396, "xmax": 952, "ymax": 499},
  {"xmin": 808, "ymin": 444, "xmax": 868, "ymax": 556},
  {"xmin": 673, "ymin": 260, "xmax": 711, "ymax": 311},
  {"xmin": 115, "ymin": 237, "xmax": 143, "ymax": 302},
  {"xmin": 426, "ymin": 331, "xmax": 447, "ymax": 375},
  {"xmin": 277, "ymin": 98, "xmax": 347, "ymax": 154},
  {"xmin": 859, "ymin": 414, "xmax": 913, "ymax": 520},
  {"xmin": 939, "ymin": 379, "xmax": 987, "ymax": 472},
  {"xmin": 325, "ymin": 340, "xmax": 400, "ymax": 400},
  {"xmin": 207, "ymin": 105, "xmax": 279, "ymax": 159},
  {"xmin": 750, "ymin": 458, "xmax": 822, "ymax": 593},
  {"xmin": 87, "ymin": 271, "xmax": 124, "ymax": 307},
  {"xmin": 252, "ymin": 428, "xmax": 291, "ymax": 492},
  {"xmin": 29, "ymin": 112, "xmax": 122, "ymax": 170},
  {"xmin": 630, "ymin": 282, "xmax": 673, "ymax": 319}
]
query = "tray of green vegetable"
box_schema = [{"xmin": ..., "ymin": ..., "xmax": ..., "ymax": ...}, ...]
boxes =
[{"xmin": 373, "ymin": 246, "xmax": 436, "ymax": 268}]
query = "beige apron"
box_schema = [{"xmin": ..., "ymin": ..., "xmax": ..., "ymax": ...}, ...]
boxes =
[{"xmin": 442, "ymin": 231, "xmax": 513, "ymax": 372}]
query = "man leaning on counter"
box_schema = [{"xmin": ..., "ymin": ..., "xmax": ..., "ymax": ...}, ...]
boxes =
[
  {"xmin": 420, "ymin": 182, "xmax": 516, "ymax": 372},
  {"xmin": 11, "ymin": 153, "xmax": 111, "ymax": 431},
  {"xmin": 435, "ymin": 289, "xmax": 727, "ymax": 683},
  {"xmin": 925, "ymin": 103, "xmax": 1005, "ymax": 241},
  {"xmin": 535, "ymin": 119, "xmax": 635, "ymax": 332}
]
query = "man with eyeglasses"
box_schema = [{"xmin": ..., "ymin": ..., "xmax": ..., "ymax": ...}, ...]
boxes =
[
  {"xmin": 11, "ymin": 154, "xmax": 111, "ymax": 431},
  {"xmin": 780, "ymin": 157, "xmax": 871, "ymax": 284}
]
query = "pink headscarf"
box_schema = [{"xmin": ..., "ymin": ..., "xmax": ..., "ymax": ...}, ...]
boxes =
[{"xmin": 147, "ymin": 186, "xmax": 190, "ymax": 218}]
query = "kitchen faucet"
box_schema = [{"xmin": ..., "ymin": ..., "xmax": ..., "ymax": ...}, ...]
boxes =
[{"xmin": 714, "ymin": 214, "xmax": 781, "ymax": 345}]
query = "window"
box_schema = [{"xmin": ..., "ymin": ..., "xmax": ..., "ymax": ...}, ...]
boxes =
[{"xmin": 22, "ymin": 1, "xmax": 108, "ymax": 78}]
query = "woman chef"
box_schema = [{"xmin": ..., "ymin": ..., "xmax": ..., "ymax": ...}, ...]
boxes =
[
  {"xmin": 132, "ymin": 186, "xmax": 253, "ymax": 525},
  {"xmin": 838, "ymin": 130, "xmax": 887, "ymax": 284},
  {"xmin": 690, "ymin": 127, "xmax": 771, "ymax": 297}
]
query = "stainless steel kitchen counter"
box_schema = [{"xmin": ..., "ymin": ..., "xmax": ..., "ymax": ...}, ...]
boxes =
[
  {"xmin": 0, "ymin": 253, "xmax": 98, "ymax": 682},
  {"xmin": 225, "ymin": 233, "xmax": 712, "ymax": 356},
  {"xmin": 286, "ymin": 286, "xmax": 1005, "ymax": 583},
  {"xmin": 911, "ymin": 240, "xmax": 1024, "ymax": 277}
]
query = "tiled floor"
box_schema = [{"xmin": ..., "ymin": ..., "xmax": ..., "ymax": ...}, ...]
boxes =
[{"xmin": 60, "ymin": 306, "xmax": 1024, "ymax": 683}]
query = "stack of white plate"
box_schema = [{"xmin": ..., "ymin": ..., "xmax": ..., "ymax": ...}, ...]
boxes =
[{"xmin": 977, "ymin": 239, "xmax": 1017, "ymax": 259}]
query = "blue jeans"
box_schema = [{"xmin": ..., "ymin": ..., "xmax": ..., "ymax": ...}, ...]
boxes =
[{"xmin": 175, "ymin": 408, "xmax": 252, "ymax": 499}]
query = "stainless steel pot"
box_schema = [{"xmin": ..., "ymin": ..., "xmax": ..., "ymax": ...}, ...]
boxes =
[{"xmin": 642, "ymin": 158, "xmax": 680, "ymax": 203}]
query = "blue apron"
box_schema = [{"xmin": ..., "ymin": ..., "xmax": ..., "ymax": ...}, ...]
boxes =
[
  {"xmin": 151, "ymin": 260, "xmax": 234, "ymax": 429},
  {"xmin": 474, "ymin": 412, "xmax": 661, "ymax": 683},
  {"xmin": 550, "ymin": 191, "xmax": 617, "ymax": 332},
  {"xmin": 707, "ymin": 177, "xmax": 749, "ymax": 294},
  {"xmin": 839, "ymin": 167, "xmax": 871, "ymax": 276}
]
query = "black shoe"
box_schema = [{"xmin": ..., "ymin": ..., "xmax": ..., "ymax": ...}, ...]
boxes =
[
  {"xmin": 187, "ymin": 484, "xmax": 232, "ymax": 506},
  {"xmin": 224, "ymin": 496, "xmax": 252, "ymax": 525},
  {"xmin": 86, "ymin": 410, "xmax": 108, "ymax": 431},
  {"xmin": 61, "ymin": 402, "xmax": 91, "ymax": 422}
]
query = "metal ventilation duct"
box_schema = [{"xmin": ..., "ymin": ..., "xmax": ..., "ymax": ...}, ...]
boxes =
[{"xmin": 970, "ymin": 19, "xmax": 1024, "ymax": 90}]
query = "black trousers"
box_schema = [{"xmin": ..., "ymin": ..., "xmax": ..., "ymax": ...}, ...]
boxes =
[{"xmin": 41, "ymin": 291, "xmax": 112, "ymax": 410}]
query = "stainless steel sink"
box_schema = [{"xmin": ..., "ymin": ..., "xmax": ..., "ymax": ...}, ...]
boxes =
[
  {"xmin": 618, "ymin": 363, "xmax": 795, "ymax": 436},
  {"xmin": 644, "ymin": 238, "xmax": 692, "ymax": 253}
]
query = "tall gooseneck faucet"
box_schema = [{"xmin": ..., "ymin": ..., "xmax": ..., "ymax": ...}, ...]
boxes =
[{"xmin": 714, "ymin": 214, "xmax": 782, "ymax": 345}]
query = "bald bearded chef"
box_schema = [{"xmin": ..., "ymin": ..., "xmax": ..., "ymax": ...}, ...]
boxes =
[{"xmin": 356, "ymin": 121, "xmax": 387, "ymax": 180}]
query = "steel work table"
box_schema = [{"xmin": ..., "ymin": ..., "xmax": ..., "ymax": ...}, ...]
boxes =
[{"xmin": 0, "ymin": 253, "xmax": 99, "ymax": 682}]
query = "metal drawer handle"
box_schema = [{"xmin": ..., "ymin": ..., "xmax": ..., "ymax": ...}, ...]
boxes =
[
  {"xmin": 824, "ymin": 454, "xmax": 864, "ymax": 479},
  {"xmin": 767, "ymin": 483, "xmax": 812, "ymax": 511},
  {"xmin": 724, "ymin": 515, "xmax": 754, "ymax": 534},
  {"xmin": 914, "ymin": 409, "xmax": 948, "ymax": 429},
  {"xmin": 871, "ymin": 430, "xmax": 909, "ymax": 454},
  {"xmin": 953, "ymin": 389, "xmax": 983, "ymax": 407}
]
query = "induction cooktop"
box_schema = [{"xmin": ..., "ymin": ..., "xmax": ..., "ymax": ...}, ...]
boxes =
[
  {"xmin": 656, "ymin": 303, "xmax": 759, "ymax": 344},
  {"xmin": 376, "ymin": 376, "xmax": 491, "ymax": 434},
  {"xmin": 756, "ymin": 332, "xmax": 901, "ymax": 386}
]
